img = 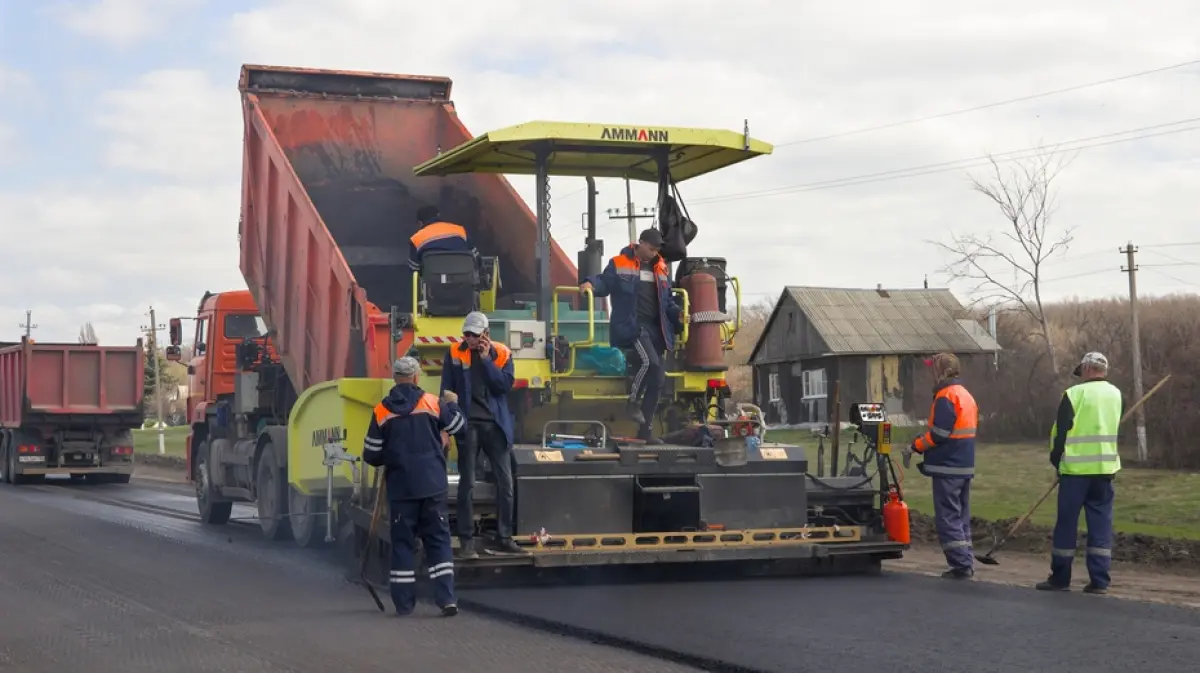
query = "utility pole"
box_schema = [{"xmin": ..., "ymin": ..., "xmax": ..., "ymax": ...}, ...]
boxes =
[
  {"xmin": 141, "ymin": 306, "xmax": 167, "ymax": 455},
  {"xmin": 606, "ymin": 203, "xmax": 657, "ymax": 243},
  {"xmin": 1121, "ymin": 242, "xmax": 1147, "ymax": 462},
  {"xmin": 19, "ymin": 310, "xmax": 36, "ymax": 339}
]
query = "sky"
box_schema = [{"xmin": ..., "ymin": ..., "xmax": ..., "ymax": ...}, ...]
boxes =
[{"xmin": 1, "ymin": 0, "xmax": 1199, "ymax": 344}]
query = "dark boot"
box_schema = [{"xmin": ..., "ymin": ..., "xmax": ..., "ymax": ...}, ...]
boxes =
[
  {"xmin": 1036, "ymin": 578, "xmax": 1070, "ymax": 591},
  {"xmin": 455, "ymin": 538, "xmax": 478, "ymax": 560},
  {"xmin": 1083, "ymin": 583, "xmax": 1108, "ymax": 595},
  {"xmin": 942, "ymin": 567, "xmax": 974, "ymax": 580},
  {"xmin": 627, "ymin": 401, "xmax": 646, "ymax": 426},
  {"xmin": 490, "ymin": 537, "xmax": 529, "ymax": 555},
  {"xmin": 637, "ymin": 423, "xmax": 663, "ymax": 445},
  {"xmin": 441, "ymin": 604, "xmax": 459, "ymax": 617}
]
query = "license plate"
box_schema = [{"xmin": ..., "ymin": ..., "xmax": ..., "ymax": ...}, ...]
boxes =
[
  {"xmin": 74, "ymin": 453, "xmax": 85, "ymax": 461},
  {"xmin": 18, "ymin": 456, "xmax": 45, "ymax": 463}
]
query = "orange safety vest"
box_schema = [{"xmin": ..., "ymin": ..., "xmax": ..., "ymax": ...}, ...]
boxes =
[
  {"xmin": 913, "ymin": 381, "xmax": 978, "ymax": 476},
  {"xmin": 410, "ymin": 221, "xmax": 467, "ymax": 251},
  {"xmin": 449, "ymin": 341, "xmax": 511, "ymax": 370}
]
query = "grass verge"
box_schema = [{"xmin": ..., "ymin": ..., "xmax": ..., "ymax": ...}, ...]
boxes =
[{"xmin": 133, "ymin": 426, "xmax": 189, "ymax": 458}]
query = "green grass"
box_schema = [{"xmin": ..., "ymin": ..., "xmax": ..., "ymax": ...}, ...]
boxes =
[
  {"xmin": 133, "ymin": 425, "xmax": 189, "ymax": 457},
  {"xmin": 767, "ymin": 428, "xmax": 1200, "ymax": 541}
]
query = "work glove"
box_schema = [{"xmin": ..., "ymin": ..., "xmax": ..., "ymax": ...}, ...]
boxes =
[{"xmin": 442, "ymin": 390, "xmax": 459, "ymax": 404}]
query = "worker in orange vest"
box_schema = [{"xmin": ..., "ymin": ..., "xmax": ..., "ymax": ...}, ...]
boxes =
[
  {"xmin": 408, "ymin": 205, "xmax": 473, "ymax": 272},
  {"xmin": 903, "ymin": 352, "xmax": 979, "ymax": 579}
]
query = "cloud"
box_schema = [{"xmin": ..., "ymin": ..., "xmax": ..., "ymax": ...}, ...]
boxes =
[
  {"xmin": 217, "ymin": 0, "xmax": 1200, "ymax": 304},
  {"xmin": 10, "ymin": 1, "xmax": 1200, "ymax": 344},
  {"xmin": 93, "ymin": 69, "xmax": 241, "ymax": 179},
  {"xmin": 48, "ymin": 0, "xmax": 199, "ymax": 47}
]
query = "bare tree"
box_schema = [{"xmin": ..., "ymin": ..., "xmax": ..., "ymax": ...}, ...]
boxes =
[
  {"xmin": 78, "ymin": 322, "xmax": 98, "ymax": 345},
  {"xmin": 931, "ymin": 149, "xmax": 1077, "ymax": 375}
]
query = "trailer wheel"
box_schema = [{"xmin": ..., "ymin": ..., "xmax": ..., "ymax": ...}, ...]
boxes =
[
  {"xmin": 195, "ymin": 440, "xmax": 232, "ymax": 525},
  {"xmin": 289, "ymin": 486, "xmax": 327, "ymax": 548},
  {"xmin": 0, "ymin": 432, "xmax": 11, "ymax": 485},
  {"xmin": 256, "ymin": 441, "xmax": 292, "ymax": 541}
]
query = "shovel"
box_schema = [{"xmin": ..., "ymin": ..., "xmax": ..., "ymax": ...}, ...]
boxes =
[
  {"xmin": 360, "ymin": 469, "xmax": 387, "ymax": 612},
  {"xmin": 975, "ymin": 374, "xmax": 1171, "ymax": 566}
]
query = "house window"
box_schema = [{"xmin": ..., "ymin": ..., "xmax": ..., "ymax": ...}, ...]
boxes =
[
  {"xmin": 802, "ymin": 368, "xmax": 827, "ymax": 399},
  {"xmin": 768, "ymin": 372, "xmax": 781, "ymax": 402}
]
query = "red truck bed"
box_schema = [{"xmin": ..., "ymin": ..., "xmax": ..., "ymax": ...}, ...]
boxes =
[
  {"xmin": 238, "ymin": 65, "xmax": 579, "ymax": 391},
  {"xmin": 0, "ymin": 338, "xmax": 145, "ymax": 427}
]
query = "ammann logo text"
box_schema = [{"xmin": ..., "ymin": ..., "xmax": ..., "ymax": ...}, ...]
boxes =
[
  {"xmin": 312, "ymin": 426, "xmax": 347, "ymax": 447},
  {"xmin": 601, "ymin": 127, "xmax": 669, "ymax": 142}
]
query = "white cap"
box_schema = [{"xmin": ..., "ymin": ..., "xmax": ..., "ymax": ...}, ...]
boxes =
[
  {"xmin": 1073, "ymin": 351, "xmax": 1108, "ymax": 377},
  {"xmin": 392, "ymin": 356, "xmax": 421, "ymax": 377},
  {"xmin": 462, "ymin": 311, "xmax": 488, "ymax": 335}
]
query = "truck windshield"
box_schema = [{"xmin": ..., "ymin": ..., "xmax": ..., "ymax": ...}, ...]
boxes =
[{"xmin": 224, "ymin": 314, "xmax": 267, "ymax": 339}]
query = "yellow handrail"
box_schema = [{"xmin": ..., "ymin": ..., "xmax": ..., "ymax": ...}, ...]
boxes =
[
  {"xmin": 411, "ymin": 271, "xmax": 421, "ymax": 330},
  {"xmin": 672, "ymin": 287, "xmax": 690, "ymax": 346},
  {"xmin": 725, "ymin": 276, "xmax": 742, "ymax": 348},
  {"xmin": 551, "ymin": 286, "xmax": 595, "ymax": 377}
]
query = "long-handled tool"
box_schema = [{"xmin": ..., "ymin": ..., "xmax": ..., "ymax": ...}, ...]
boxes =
[
  {"xmin": 360, "ymin": 469, "xmax": 387, "ymax": 612},
  {"xmin": 975, "ymin": 477, "xmax": 1059, "ymax": 565},
  {"xmin": 974, "ymin": 374, "xmax": 1171, "ymax": 566}
]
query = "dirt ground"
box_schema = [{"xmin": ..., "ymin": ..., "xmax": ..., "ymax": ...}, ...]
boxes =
[
  {"xmin": 129, "ymin": 459, "xmax": 1200, "ymax": 609},
  {"xmin": 910, "ymin": 511, "xmax": 1200, "ymax": 573},
  {"xmin": 890, "ymin": 545, "xmax": 1200, "ymax": 609}
]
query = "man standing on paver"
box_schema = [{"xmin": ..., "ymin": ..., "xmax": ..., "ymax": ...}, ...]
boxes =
[
  {"xmin": 904, "ymin": 352, "xmax": 979, "ymax": 579},
  {"xmin": 1038, "ymin": 351, "xmax": 1123, "ymax": 595}
]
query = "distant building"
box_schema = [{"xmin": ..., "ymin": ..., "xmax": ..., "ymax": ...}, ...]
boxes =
[{"xmin": 748, "ymin": 286, "xmax": 1000, "ymax": 426}]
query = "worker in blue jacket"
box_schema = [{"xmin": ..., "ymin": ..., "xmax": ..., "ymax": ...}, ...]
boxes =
[
  {"xmin": 580, "ymin": 228, "xmax": 683, "ymax": 442},
  {"xmin": 363, "ymin": 356, "xmax": 466, "ymax": 617},
  {"xmin": 440, "ymin": 312, "xmax": 526, "ymax": 558}
]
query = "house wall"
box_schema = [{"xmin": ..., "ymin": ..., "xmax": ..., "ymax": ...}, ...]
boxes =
[{"xmin": 755, "ymin": 352, "xmax": 996, "ymax": 428}]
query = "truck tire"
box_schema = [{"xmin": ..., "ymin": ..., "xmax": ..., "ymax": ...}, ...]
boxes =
[
  {"xmin": 289, "ymin": 486, "xmax": 327, "ymax": 548},
  {"xmin": 256, "ymin": 440, "xmax": 292, "ymax": 541},
  {"xmin": 195, "ymin": 440, "xmax": 232, "ymax": 525},
  {"xmin": 0, "ymin": 431, "xmax": 11, "ymax": 485}
]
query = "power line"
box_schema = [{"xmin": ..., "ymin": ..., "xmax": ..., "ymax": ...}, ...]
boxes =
[
  {"xmin": 691, "ymin": 116, "xmax": 1200, "ymax": 205},
  {"xmin": 776, "ymin": 57, "xmax": 1200, "ymax": 147},
  {"xmin": 1144, "ymin": 268, "xmax": 1200, "ymax": 290}
]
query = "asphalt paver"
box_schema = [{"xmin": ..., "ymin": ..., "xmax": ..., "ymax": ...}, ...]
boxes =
[
  {"xmin": 0, "ymin": 482, "xmax": 702, "ymax": 673},
  {"xmin": 462, "ymin": 570, "xmax": 1200, "ymax": 672}
]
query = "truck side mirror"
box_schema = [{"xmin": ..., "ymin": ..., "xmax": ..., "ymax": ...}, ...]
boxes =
[
  {"xmin": 168, "ymin": 318, "xmax": 182, "ymax": 346},
  {"xmin": 164, "ymin": 345, "xmax": 182, "ymax": 362}
]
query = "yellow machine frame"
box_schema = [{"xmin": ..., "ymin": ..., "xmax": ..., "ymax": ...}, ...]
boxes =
[{"xmin": 409, "ymin": 120, "xmax": 773, "ymax": 434}]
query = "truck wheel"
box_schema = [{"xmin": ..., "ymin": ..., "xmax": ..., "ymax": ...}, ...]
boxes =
[
  {"xmin": 256, "ymin": 441, "xmax": 292, "ymax": 541},
  {"xmin": 0, "ymin": 432, "xmax": 11, "ymax": 485},
  {"xmin": 289, "ymin": 486, "xmax": 327, "ymax": 548},
  {"xmin": 195, "ymin": 440, "xmax": 232, "ymax": 525}
]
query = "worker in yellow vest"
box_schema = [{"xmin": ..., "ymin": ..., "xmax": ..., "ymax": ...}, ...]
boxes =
[{"xmin": 1037, "ymin": 351, "xmax": 1122, "ymax": 595}]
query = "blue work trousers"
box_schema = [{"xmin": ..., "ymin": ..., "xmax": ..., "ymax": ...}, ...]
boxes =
[
  {"xmin": 1050, "ymin": 475, "xmax": 1114, "ymax": 588},
  {"xmin": 932, "ymin": 476, "xmax": 974, "ymax": 571},
  {"xmin": 389, "ymin": 494, "xmax": 456, "ymax": 615}
]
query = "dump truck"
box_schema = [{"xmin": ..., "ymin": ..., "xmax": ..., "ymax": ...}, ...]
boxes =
[
  {"xmin": 0, "ymin": 337, "xmax": 145, "ymax": 485},
  {"xmin": 167, "ymin": 64, "xmax": 908, "ymax": 581}
]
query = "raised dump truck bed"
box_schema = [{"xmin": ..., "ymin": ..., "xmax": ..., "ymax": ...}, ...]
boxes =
[
  {"xmin": 238, "ymin": 65, "xmax": 580, "ymax": 388},
  {"xmin": 0, "ymin": 337, "xmax": 144, "ymax": 484}
]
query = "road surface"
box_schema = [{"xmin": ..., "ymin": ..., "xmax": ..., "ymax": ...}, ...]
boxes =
[
  {"xmin": 4, "ymin": 475, "xmax": 1200, "ymax": 673},
  {"xmin": 0, "ymin": 478, "xmax": 700, "ymax": 673}
]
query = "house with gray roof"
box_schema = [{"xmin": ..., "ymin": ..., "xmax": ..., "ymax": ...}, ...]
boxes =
[{"xmin": 747, "ymin": 286, "xmax": 1001, "ymax": 426}]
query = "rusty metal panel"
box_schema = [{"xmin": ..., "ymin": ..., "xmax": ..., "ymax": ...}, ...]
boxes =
[
  {"xmin": 0, "ymin": 338, "xmax": 145, "ymax": 427},
  {"xmin": 238, "ymin": 65, "xmax": 577, "ymax": 390}
]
